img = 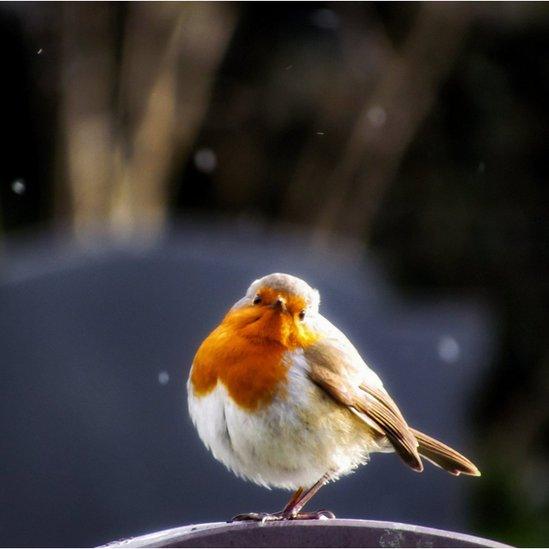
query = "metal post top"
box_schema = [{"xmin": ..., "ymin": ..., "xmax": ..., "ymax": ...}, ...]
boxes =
[{"xmin": 102, "ymin": 518, "xmax": 511, "ymax": 548}]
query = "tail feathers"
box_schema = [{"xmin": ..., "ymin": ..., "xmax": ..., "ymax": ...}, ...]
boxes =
[{"xmin": 411, "ymin": 428, "xmax": 481, "ymax": 477}]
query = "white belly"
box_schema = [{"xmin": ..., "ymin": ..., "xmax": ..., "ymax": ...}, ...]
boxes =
[{"xmin": 187, "ymin": 351, "xmax": 376, "ymax": 490}]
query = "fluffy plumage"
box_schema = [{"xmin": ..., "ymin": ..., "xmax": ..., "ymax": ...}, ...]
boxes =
[{"xmin": 187, "ymin": 272, "xmax": 480, "ymax": 496}]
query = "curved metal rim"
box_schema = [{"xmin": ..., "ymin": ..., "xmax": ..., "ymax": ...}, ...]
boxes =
[{"xmin": 101, "ymin": 518, "xmax": 511, "ymax": 548}]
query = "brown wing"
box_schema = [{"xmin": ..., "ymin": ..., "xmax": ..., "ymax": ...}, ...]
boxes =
[
  {"xmin": 411, "ymin": 428, "xmax": 481, "ymax": 476},
  {"xmin": 305, "ymin": 342, "xmax": 423, "ymax": 472}
]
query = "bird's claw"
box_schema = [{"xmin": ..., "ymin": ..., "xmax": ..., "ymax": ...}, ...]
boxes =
[
  {"xmin": 231, "ymin": 512, "xmax": 282, "ymax": 523},
  {"xmin": 230, "ymin": 509, "xmax": 336, "ymax": 522},
  {"xmin": 295, "ymin": 509, "xmax": 336, "ymax": 520}
]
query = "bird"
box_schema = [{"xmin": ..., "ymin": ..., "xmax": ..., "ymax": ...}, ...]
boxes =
[{"xmin": 187, "ymin": 273, "xmax": 480, "ymax": 521}]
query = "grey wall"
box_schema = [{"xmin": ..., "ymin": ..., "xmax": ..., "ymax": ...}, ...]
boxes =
[{"xmin": 0, "ymin": 223, "xmax": 494, "ymax": 547}]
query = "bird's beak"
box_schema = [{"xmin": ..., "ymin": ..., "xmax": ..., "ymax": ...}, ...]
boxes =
[{"xmin": 272, "ymin": 296, "xmax": 287, "ymax": 313}]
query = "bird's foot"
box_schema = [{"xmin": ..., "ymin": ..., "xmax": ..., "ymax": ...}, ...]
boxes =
[
  {"xmin": 292, "ymin": 510, "xmax": 336, "ymax": 520},
  {"xmin": 231, "ymin": 512, "xmax": 283, "ymax": 523},
  {"xmin": 231, "ymin": 509, "xmax": 335, "ymax": 522}
]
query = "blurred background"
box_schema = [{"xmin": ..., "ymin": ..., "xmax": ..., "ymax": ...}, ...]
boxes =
[{"xmin": 0, "ymin": 2, "xmax": 547, "ymax": 547}]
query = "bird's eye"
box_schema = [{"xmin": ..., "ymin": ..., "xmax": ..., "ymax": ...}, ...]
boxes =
[
  {"xmin": 253, "ymin": 295, "xmax": 262, "ymax": 305},
  {"xmin": 298, "ymin": 310, "xmax": 306, "ymax": 321}
]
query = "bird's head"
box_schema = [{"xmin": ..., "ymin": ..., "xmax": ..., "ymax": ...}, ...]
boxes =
[{"xmin": 224, "ymin": 273, "xmax": 321, "ymax": 349}]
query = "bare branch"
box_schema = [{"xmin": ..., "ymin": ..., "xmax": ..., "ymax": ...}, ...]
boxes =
[{"xmin": 312, "ymin": 3, "xmax": 472, "ymax": 246}]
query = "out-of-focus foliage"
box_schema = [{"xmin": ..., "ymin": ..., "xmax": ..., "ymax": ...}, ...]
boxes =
[{"xmin": 0, "ymin": 2, "xmax": 547, "ymax": 546}]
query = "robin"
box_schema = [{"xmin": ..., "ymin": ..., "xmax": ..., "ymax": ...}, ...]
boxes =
[{"xmin": 187, "ymin": 273, "xmax": 480, "ymax": 521}]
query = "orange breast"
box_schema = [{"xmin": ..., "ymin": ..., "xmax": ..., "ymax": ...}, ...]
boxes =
[
  {"xmin": 190, "ymin": 320, "xmax": 288, "ymax": 411},
  {"xmin": 190, "ymin": 301, "xmax": 320, "ymax": 411}
]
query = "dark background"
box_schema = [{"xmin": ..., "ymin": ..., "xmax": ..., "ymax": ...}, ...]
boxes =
[{"xmin": 0, "ymin": 2, "xmax": 547, "ymax": 547}]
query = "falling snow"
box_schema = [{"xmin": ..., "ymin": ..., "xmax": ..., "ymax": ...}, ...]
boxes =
[
  {"xmin": 437, "ymin": 336, "xmax": 460, "ymax": 364},
  {"xmin": 11, "ymin": 179, "xmax": 26, "ymax": 195},
  {"xmin": 194, "ymin": 148, "xmax": 217, "ymax": 174},
  {"xmin": 367, "ymin": 106, "xmax": 386, "ymax": 128},
  {"xmin": 158, "ymin": 371, "xmax": 170, "ymax": 385}
]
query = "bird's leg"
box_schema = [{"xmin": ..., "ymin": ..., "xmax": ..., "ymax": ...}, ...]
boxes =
[
  {"xmin": 281, "ymin": 473, "xmax": 335, "ymax": 520},
  {"xmin": 231, "ymin": 474, "xmax": 335, "ymax": 522},
  {"xmin": 231, "ymin": 488, "xmax": 304, "ymax": 522},
  {"xmin": 282, "ymin": 487, "xmax": 304, "ymax": 512}
]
